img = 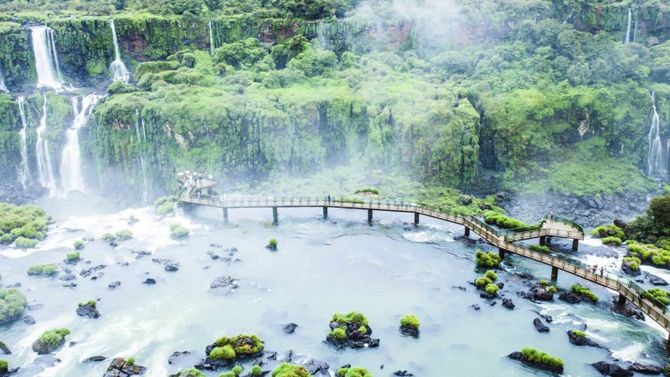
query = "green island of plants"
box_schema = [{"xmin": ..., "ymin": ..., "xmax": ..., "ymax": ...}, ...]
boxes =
[
  {"xmin": 267, "ymin": 237, "xmax": 278, "ymax": 250},
  {"xmin": 484, "ymin": 211, "xmax": 527, "ymax": 230},
  {"xmin": 475, "ymin": 251, "xmax": 501, "ymax": 268},
  {"xmin": 0, "ymin": 202, "xmax": 49, "ymax": 248},
  {"xmin": 272, "ymin": 363, "xmax": 312, "ymax": 377},
  {"xmin": 570, "ymin": 284, "xmax": 599, "ymax": 303},
  {"xmin": 27, "ymin": 263, "xmax": 59, "ymax": 276},
  {"xmin": 518, "ymin": 347, "xmax": 564, "ymax": 373},
  {"xmin": 170, "ymin": 224, "xmax": 190, "ymax": 240},
  {"xmin": 176, "ymin": 367, "xmax": 206, "ymax": 377},
  {"xmin": 155, "ymin": 195, "xmax": 178, "ymax": 216},
  {"xmin": 219, "ymin": 365, "xmax": 244, "ymax": 377},
  {"xmin": 644, "ymin": 289, "xmax": 670, "ymax": 306},
  {"xmin": 400, "ymin": 314, "xmax": 420, "ymax": 331},
  {"xmin": 0, "ymin": 359, "xmax": 7, "ymax": 373},
  {"xmin": 32, "ymin": 328, "xmax": 71, "ymax": 354},
  {"xmin": 66, "ymin": 251, "xmax": 81, "ymax": 262},
  {"xmin": 0, "ymin": 288, "xmax": 27, "ymax": 324},
  {"xmin": 337, "ymin": 367, "xmax": 373, "ymax": 377},
  {"xmin": 206, "ymin": 334, "xmax": 265, "ymax": 364},
  {"xmin": 625, "ymin": 241, "xmax": 670, "ymax": 270}
]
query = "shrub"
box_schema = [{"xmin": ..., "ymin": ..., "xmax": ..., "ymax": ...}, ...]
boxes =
[
  {"xmin": 485, "ymin": 283, "xmax": 499, "ymax": 296},
  {"xmin": 210, "ymin": 345, "xmax": 236, "ymax": 361},
  {"xmin": 78, "ymin": 300, "xmax": 96, "ymax": 308},
  {"xmin": 102, "ymin": 233, "xmax": 117, "ymax": 242},
  {"xmin": 126, "ymin": 357, "xmax": 135, "ymax": 366},
  {"xmin": 73, "ymin": 240, "xmax": 84, "ymax": 250},
  {"xmin": 474, "ymin": 276, "xmax": 492, "ymax": 288},
  {"xmin": 330, "ymin": 327, "xmax": 347, "ymax": 341},
  {"xmin": 249, "ymin": 365, "xmax": 263, "ymax": 376},
  {"xmin": 591, "ymin": 224, "xmax": 625, "ymax": 240},
  {"xmin": 27, "ymin": 264, "xmax": 58, "ymax": 276},
  {"xmin": 623, "ymin": 256, "xmax": 641, "ymax": 271},
  {"xmin": 332, "ymin": 312, "xmax": 368, "ymax": 326},
  {"xmin": 0, "ymin": 359, "xmax": 7, "ymax": 373},
  {"xmin": 0, "ymin": 203, "xmax": 49, "ymax": 242},
  {"xmin": 154, "ymin": 196, "xmax": 177, "ymax": 215},
  {"xmin": 212, "ymin": 335, "xmax": 264, "ymax": 358},
  {"xmin": 15, "ymin": 236, "xmax": 38, "ymax": 248},
  {"xmin": 571, "ymin": 330, "xmax": 586, "ymax": 338},
  {"xmin": 178, "ymin": 368, "xmax": 205, "ymax": 377},
  {"xmin": 272, "ymin": 363, "xmax": 312, "ymax": 377},
  {"xmin": 484, "ymin": 211, "xmax": 527, "ymax": 229},
  {"xmin": 548, "ymin": 286, "xmax": 558, "ymax": 294},
  {"xmin": 485, "ymin": 270, "xmax": 498, "ymax": 281},
  {"xmin": 0, "ymin": 288, "xmax": 27, "ymax": 324},
  {"xmin": 115, "ymin": 229, "xmax": 133, "ymax": 241},
  {"xmin": 66, "ymin": 252, "xmax": 80, "ymax": 262},
  {"xmin": 400, "ymin": 314, "xmax": 420, "ymax": 330},
  {"xmin": 475, "ymin": 251, "xmax": 501, "ymax": 268},
  {"xmin": 267, "ymin": 238, "xmax": 278, "ymax": 250},
  {"xmin": 354, "ymin": 188, "xmax": 380, "ymax": 195},
  {"xmin": 34, "ymin": 328, "xmax": 70, "ymax": 353},
  {"xmin": 539, "ymin": 279, "xmax": 549, "ymax": 286},
  {"xmin": 571, "ymin": 284, "xmax": 598, "ymax": 302},
  {"xmin": 520, "ymin": 348, "xmax": 564, "ymax": 370},
  {"xmin": 170, "ymin": 224, "xmax": 190, "ymax": 239},
  {"xmin": 530, "ymin": 244, "xmax": 551, "ymax": 253},
  {"xmin": 337, "ymin": 367, "xmax": 373, "ymax": 377},
  {"xmin": 645, "ymin": 289, "xmax": 670, "ymax": 306},
  {"xmin": 602, "ymin": 236, "xmax": 622, "ymax": 246}
]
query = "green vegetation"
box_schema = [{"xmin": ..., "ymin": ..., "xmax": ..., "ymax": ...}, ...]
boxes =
[
  {"xmin": 272, "ymin": 363, "xmax": 312, "ymax": 377},
  {"xmin": 78, "ymin": 300, "xmax": 97, "ymax": 308},
  {"xmin": 267, "ymin": 237, "xmax": 278, "ymax": 250},
  {"xmin": 485, "ymin": 284, "xmax": 500, "ymax": 296},
  {"xmin": 73, "ymin": 240, "xmax": 84, "ymax": 250},
  {"xmin": 126, "ymin": 357, "xmax": 136, "ymax": 366},
  {"xmin": 520, "ymin": 348, "xmax": 564, "ymax": 371},
  {"xmin": 27, "ymin": 264, "xmax": 58, "ymax": 276},
  {"xmin": 210, "ymin": 345, "xmax": 236, "ymax": 361},
  {"xmin": 15, "ymin": 237, "xmax": 39, "ymax": 249},
  {"xmin": 178, "ymin": 368, "xmax": 206, "ymax": 377},
  {"xmin": 209, "ymin": 335, "xmax": 264, "ymax": 361},
  {"xmin": 485, "ymin": 270, "xmax": 498, "ymax": 281},
  {"xmin": 623, "ymin": 256, "xmax": 641, "ymax": 271},
  {"xmin": 115, "ymin": 229, "xmax": 133, "ymax": 241},
  {"xmin": 626, "ymin": 241, "xmax": 670, "ymax": 269},
  {"xmin": 602, "ymin": 236, "xmax": 622, "ymax": 246},
  {"xmin": 0, "ymin": 203, "xmax": 49, "ymax": 248},
  {"xmin": 570, "ymin": 284, "xmax": 599, "ymax": 303},
  {"xmin": 330, "ymin": 327, "xmax": 347, "ymax": 341},
  {"xmin": 331, "ymin": 311, "xmax": 368, "ymax": 326},
  {"xmin": 354, "ymin": 188, "xmax": 379, "ymax": 195},
  {"xmin": 0, "ymin": 359, "xmax": 7, "ymax": 373},
  {"xmin": 571, "ymin": 330, "xmax": 587, "ymax": 338},
  {"xmin": 219, "ymin": 365, "xmax": 244, "ymax": 377},
  {"xmin": 475, "ymin": 270, "xmax": 498, "ymax": 289},
  {"xmin": 591, "ymin": 224, "xmax": 625, "ymax": 240},
  {"xmin": 66, "ymin": 251, "xmax": 81, "ymax": 262},
  {"xmin": 484, "ymin": 211, "xmax": 527, "ymax": 229},
  {"xmin": 475, "ymin": 251, "xmax": 501, "ymax": 268},
  {"xmin": 337, "ymin": 367, "xmax": 373, "ymax": 377},
  {"xmin": 529, "ymin": 244, "xmax": 551, "ymax": 253},
  {"xmin": 400, "ymin": 314, "xmax": 420, "ymax": 331},
  {"xmin": 33, "ymin": 328, "xmax": 70, "ymax": 354},
  {"xmin": 0, "ymin": 288, "xmax": 27, "ymax": 324},
  {"xmin": 170, "ymin": 224, "xmax": 190, "ymax": 239},
  {"xmin": 249, "ymin": 365, "xmax": 263, "ymax": 376},
  {"xmin": 155, "ymin": 196, "xmax": 177, "ymax": 215},
  {"xmin": 102, "ymin": 232, "xmax": 117, "ymax": 242},
  {"xmin": 644, "ymin": 289, "xmax": 670, "ymax": 306}
]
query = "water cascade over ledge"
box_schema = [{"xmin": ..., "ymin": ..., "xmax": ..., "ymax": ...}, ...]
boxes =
[
  {"xmin": 208, "ymin": 20, "xmax": 215, "ymax": 55},
  {"xmin": 109, "ymin": 19, "xmax": 129, "ymax": 83},
  {"xmin": 17, "ymin": 96, "xmax": 30, "ymax": 189},
  {"xmin": 647, "ymin": 92, "xmax": 666, "ymax": 177},
  {"xmin": 35, "ymin": 94, "xmax": 58, "ymax": 195},
  {"xmin": 135, "ymin": 110, "xmax": 149, "ymax": 202},
  {"xmin": 31, "ymin": 25, "xmax": 63, "ymax": 90},
  {"xmin": 0, "ymin": 65, "xmax": 7, "ymax": 92},
  {"xmin": 624, "ymin": 8, "xmax": 632, "ymax": 44}
]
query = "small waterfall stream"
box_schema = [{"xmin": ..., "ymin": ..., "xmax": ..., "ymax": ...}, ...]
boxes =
[
  {"xmin": 17, "ymin": 96, "xmax": 30, "ymax": 189},
  {"xmin": 31, "ymin": 26, "xmax": 63, "ymax": 90},
  {"xmin": 209, "ymin": 20, "xmax": 215, "ymax": 55},
  {"xmin": 135, "ymin": 110, "xmax": 149, "ymax": 202},
  {"xmin": 647, "ymin": 92, "xmax": 666, "ymax": 177},
  {"xmin": 59, "ymin": 94, "xmax": 99, "ymax": 195},
  {"xmin": 35, "ymin": 94, "xmax": 58, "ymax": 195},
  {"xmin": 109, "ymin": 19, "xmax": 130, "ymax": 83},
  {"xmin": 0, "ymin": 65, "xmax": 7, "ymax": 92},
  {"xmin": 624, "ymin": 8, "xmax": 632, "ymax": 44}
]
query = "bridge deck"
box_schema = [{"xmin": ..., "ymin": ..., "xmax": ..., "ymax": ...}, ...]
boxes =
[{"xmin": 180, "ymin": 195, "xmax": 670, "ymax": 333}]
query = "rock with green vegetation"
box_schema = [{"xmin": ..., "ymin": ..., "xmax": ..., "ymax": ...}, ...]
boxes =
[
  {"xmin": 65, "ymin": 251, "xmax": 81, "ymax": 264},
  {"xmin": 475, "ymin": 251, "xmax": 501, "ymax": 268},
  {"xmin": 199, "ymin": 335, "xmax": 264, "ymax": 369},
  {"xmin": 219, "ymin": 365, "xmax": 244, "ymax": 377},
  {"xmin": 272, "ymin": 363, "xmax": 312, "ymax": 377},
  {"xmin": 601, "ymin": 236, "xmax": 622, "ymax": 246},
  {"xmin": 484, "ymin": 211, "xmax": 528, "ymax": 230},
  {"xmin": 644, "ymin": 288, "xmax": 670, "ymax": 306},
  {"xmin": 336, "ymin": 366, "xmax": 372, "ymax": 377},
  {"xmin": 561, "ymin": 284, "xmax": 598, "ymax": 304},
  {"xmin": 76, "ymin": 300, "xmax": 101, "ymax": 319},
  {"xmin": 115, "ymin": 229, "xmax": 133, "ymax": 241},
  {"xmin": 567, "ymin": 330, "xmax": 601, "ymax": 347},
  {"xmin": 399, "ymin": 314, "xmax": 420, "ymax": 337},
  {"xmin": 529, "ymin": 244, "xmax": 551, "ymax": 253},
  {"xmin": 625, "ymin": 241, "xmax": 670, "ymax": 270},
  {"xmin": 27, "ymin": 264, "xmax": 58, "ymax": 277},
  {"xmin": 14, "ymin": 237, "xmax": 39, "ymax": 249},
  {"xmin": 73, "ymin": 240, "xmax": 84, "ymax": 250},
  {"xmin": 591, "ymin": 224, "xmax": 625, "ymax": 240},
  {"xmin": 103, "ymin": 357, "xmax": 146, "ymax": 376},
  {"xmin": 266, "ymin": 238, "xmax": 278, "ymax": 251},
  {"xmin": 0, "ymin": 203, "xmax": 49, "ymax": 248},
  {"xmin": 326, "ymin": 311, "xmax": 379, "ymax": 349},
  {"xmin": 0, "ymin": 288, "xmax": 27, "ymax": 325},
  {"xmin": 170, "ymin": 224, "xmax": 190, "ymax": 240},
  {"xmin": 484, "ymin": 284, "xmax": 500, "ymax": 297},
  {"xmin": 176, "ymin": 368, "xmax": 205, "ymax": 377},
  {"xmin": 622, "ymin": 256, "xmax": 641, "ymax": 275},
  {"xmin": 32, "ymin": 328, "xmax": 70, "ymax": 354},
  {"xmin": 155, "ymin": 196, "xmax": 178, "ymax": 216},
  {"xmin": 508, "ymin": 348, "xmax": 564, "ymax": 374}
]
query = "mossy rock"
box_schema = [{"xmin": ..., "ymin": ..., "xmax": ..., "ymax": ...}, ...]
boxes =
[
  {"xmin": 32, "ymin": 328, "xmax": 70, "ymax": 354},
  {"xmin": 0, "ymin": 288, "xmax": 27, "ymax": 325}
]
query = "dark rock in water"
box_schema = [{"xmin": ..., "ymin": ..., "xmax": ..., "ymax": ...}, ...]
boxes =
[
  {"xmin": 142, "ymin": 278, "xmax": 156, "ymax": 285},
  {"xmin": 613, "ymin": 219, "xmax": 627, "ymax": 229},
  {"xmin": 22, "ymin": 315, "xmax": 35, "ymax": 325},
  {"xmin": 103, "ymin": 357, "xmax": 146, "ymax": 376},
  {"xmin": 591, "ymin": 361, "xmax": 633, "ymax": 377},
  {"xmin": 645, "ymin": 273, "xmax": 669, "ymax": 286},
  {"xmin": 470, "ymin": 304, "xmax": 480, "ymax": 311},
  {"xmin": 62, "ymin": 282, "xmax": 77, "ymax": 288},
  {"xmin": 164, "ymin": 262, "xmax": 180, "ymax": 272},
  {"xmin": 283, "ymin": 323, "xmax": 298, "ymax": 334},
  {"xmin": 82, "ymin": 356, "xmax": 106, "ymax": 363},
  {"xmin": 108, "ymin": 281, "xmax": 121, "ymax": 289},
  {"xmin": 76, "ymin": 302, "xmax": 100, "ymax": 319},
  {"xmin": 567, "ymin": 330, "xmax": 600, "ymax": 347},
  {"xmin": 58, "ymin": 273, "xmax": 77, "ymax": 282},
  {"xmin": 209, "ymin": 276, "xmax": 239, "ymax": 294},
  {"xmin": 32, "ymin": 335, "xmax": 66, "ymax": 354},
  {"xmin": 628, "ymin": 363, "xmax": 664, "ymax": 375},
  {"xmin": 533, "ymin": 318, "xmax": 549, "ymax": 333},
  {"xmin": 109, "ymin": 240, "xmax": 118, "ymax": 247},
  {"xmin": 451, "ymin": 285, "xmax": 467, "ymax": 291},
  {"xmin": 526, "ymin": 285, "xmax": 554, "ymax": 301},
  {"xmin": 502, "ymin": 298, "xmax": 515, "ymax": 310},
  {"xmin": 27, "ymin": 304, "xmax": 43, "ymax": 311},
  {"xmin": 0, "ymin": 366, "xmax": 19, "ymax": 376},
  {"xmin": 210, "ymin": 243, "xmax": 223, "ymax": 248},
  {"xmin": 612, "ymin": 299, "xmax": 645, "ymax": 321},
  {"xmin": 393, "ymin": 371, "xmax": 415, "ymax": 376},
  {"xmin": 326, "ymin": 322, "xmax": 380, "ymax": 350},
  {"xmin": 0, "ymin": 340, "xmax": 10, "ymax": 354},
  {"xmin": 80, "ymin": 265, "xmax": 106, "ymax": 278},
  {"xmin": 399, "ymin": 325, "xmax": 419, "ymax": 338},
  {"xmin": 559, "ymin": 291, "xmax": 593, "ymax": 304},
  {"xmin": 132, "ymin": 250, "xmax": 152, "ymax": 259},
  {"xmin": 508, "ymin": 351, "xmax": 563, "ymax": 374},
  {"xmin": 621, "ymin": 259, "xmax": 641, "ymax": 276},
  {"xmin": 206, "ymin": 251, "xmax": 220, "ymax": 260},
  {"xmin": 151, "ymin": 258, "xmax": 170, "ymax": 265}
]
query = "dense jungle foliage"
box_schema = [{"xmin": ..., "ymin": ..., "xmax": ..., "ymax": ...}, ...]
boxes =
[{"xmin": 0, "ymin": 0, "xmax": 669, "ymax": 205}]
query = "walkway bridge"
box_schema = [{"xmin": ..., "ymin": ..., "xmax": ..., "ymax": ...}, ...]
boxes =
[{"xmin": 179, "ymin": 195, "xmax": 670, "ymax": 338}]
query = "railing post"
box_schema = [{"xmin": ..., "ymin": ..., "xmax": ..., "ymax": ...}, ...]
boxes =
[
  {"xmin": 498, "ymin": 247, "xmax": 506, "ymax": 260},
  {"xmin": 223, "ymin": 207, "xmax": 229, "ymax": 225},
  {"xmin": 272, "ymin": 207, "xmax": 278, "ymax": 225},
  {"xmin": 539, "ymin": 236, "xmax": 546, "ymax": 246},
  {"xmin": 323, "ymin": 206, "xmax": 328, "ymax": 220},
  {"xmin": 464, "ymin": 226, "xmax": 470, "ymax": 238},
  {"xmin": 551, "ymin": 266, "xmax": 558, "ymax": 282},
  {"xmin": 572, "ymin": 239, "xmax": 579, "ymax": 252},
  {"xmin": 367, "ymin": 209, "xmax": 373, "ymax": 225},
  {"xmin": 414, "ymin": 212, "xmax": 419, "ymax": 226}
]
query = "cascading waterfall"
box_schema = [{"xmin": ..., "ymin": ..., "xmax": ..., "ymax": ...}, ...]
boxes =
[
  {"xmin": 624, "ymin": 8, "xmax": 632, "ymax": 44},
  {"xmin": 109, "ymin": 19, "xmax": 130, "ymax": 83},
  {"xmin": 31, "ymin": 26, "xmax": 63, "ymax": 90},
  {"xmin": 209, "ymin": 20, "xmax": 215, "ymax": 55},
  {"xmin": 647, "ymin": 92, "xmax": 666, "ymax": 177},
  {"xmin": 633, "ymin": 17, "xmax": 638, "ymax": 43},
  {"xmin": 0, "ymin": 65, "xmax": 7, "ymax": 92},
  {"xmin": 135, "ymin": 110, "xmax": 149, "ymax": 202},
  {"xmin": 59, "ymin": 94, "xmax": 99, "ymax": 195},
  {"xmin": 35, "ymin": 94, "xmax": 58, "ymax": 195},
  {"xmin": 17, "ymin": 97, "xmax": 30, "ymax": 189}
]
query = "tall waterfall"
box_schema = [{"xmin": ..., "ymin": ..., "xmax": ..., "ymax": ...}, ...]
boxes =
[
  {"xmin": 17, "ymin": 97, "xmax": 30, "ymax": 189},
  {"xmin": 59, "ymin": 94, "xmax": 99, "ymax": 195},
  {"xmin": 31, "ymin": 26, "xmax": 63, "ymax": 90},
  {"xmin": 135, "ymin": 110, "xmax": 149, "ymax": 202},
  {"xmin": 109, "ymin": 19, "xmax": 130, "ymax": 83},
  {"xmin": 624, "ymin": 8, "xmax": 632, "ymax": 44},
  {"xmin": 0, "ymin": 65, "xmax": 7, "ymax": 92},
  {"xmin": 209, "ymin": 20, "xmax": 215, "ymax": 55},
  {"xmin": 35, "ymin": 94, "xmax": 58, "ymax": 195},
  {"xmin": 647, "ymin": 92, "xmax": 666, "ymax": 177}
]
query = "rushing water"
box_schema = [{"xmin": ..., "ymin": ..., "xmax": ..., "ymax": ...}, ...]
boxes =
[
  {"xmin": 647, "ymin": 92, "xmax": 666, "ymax": 177},
  {"xmin": 0, "ymin": 64, "xmax": 7, "ymax": 92},
  {"xmin": 31, "ymin": 26, "xmax": 63, "ymax": 91},
  {"xmin": 109, "ymin": 19, "xmax": 130, "ymax": 83},
  {"xmin": 208, "ymin": 20, "xmax": 215, "ymax": 55},
  {"xmin": 59, "ymin": 95, "xmax": 100, "ymax": 196},
  {"xmin": 624, "ymin": 8, "xmax": 632, "ymax": 44},
  {"xmin": 0, "ymin": 204, "xmax": 666, "ymax": 377},
  {"xmin": 35, "ymin": 94, "xmax": 58, "ymax": 195},
  {"xmin": 17, "ymin": 97, "xmax": 30, "ymax": 189},
  {"xmin": 135, "ymin": 110, "xmax": 149, "ymax": 202}
]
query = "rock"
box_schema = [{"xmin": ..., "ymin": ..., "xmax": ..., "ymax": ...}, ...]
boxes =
[
  {"xmin": 613, "ymin": 219, "xmax": 627, "ymax": 228},
  {"xmin": 326, "ymin": 323, "xmax": 380, "ymax": 350},
  {"xmin": 164, "ymin": 262, "xmax": 180, "ymax": 272},
  {"xmin": 151, "ymin": 258, "xmax": 170, "ymax": 265},
  {"xmin": 58, "ymin": 273, "xmax": 77, "ymax": 282},
  {"xmin": 102, "ymin": 358, "xmax": 146, "ymax": 377},
  {"xmin": 108, "ymin": 281, "xmax": 121, "ymax": 289},
  {"xmin": 622, "ymin": 259, "xmax": 641, "ymax": 276},
  {"xmin": 282, "ymin": 323, "xmax": 298, "ymax": 334},
  {"xmin": 470, "ymin": 304, "xmax": 480, "ymax": 311},
  {"xmin": 210, "ymin": 243, "xmax": 223, "ymax": 248},
  {"xmin": 142, "ymin": 278, "xmax": 156, "ymax": 285},
  {"xmin": 451, "ymin": 285, "xmax": 467, "ymax": 291},
  {"xmin": 80, "ymin": 265, "xmax": 106, "ymax": 278},
  {"xmin": 646, "ymin": 273, "xmax": 669, "ymax": 286},
  {"xmin": 22, "ymin": 315, "xmax": 35, "ymax": 325},
  {"xmin": 82, "ymin": 356, "xmax": 106, "ymax": 363},
  {"xmin": 399, "ymin": 325, "xmax": 419, "ymax": 338},
  {"xmin": 502, "ymin": 298, "xmax": 515, "ymax": 310},
  {"xmin": 567, "ymin": 330, "xmax": 600, "ymax": 347},
  {"xmin": 393, "ymin": 371, "xmax": 414, "ymax": 376},
  {"xmin": 0, "ymin": 340, "xmax": 10, "ymax": 354},
  {"xmin": 527, "ymin": 285, "xmax": 554, "ymax": 301},
  {"xmin": 167, "ymin": 351, "xmax": 192, "ymax": 365},
  {"xmin": 132, "ymin": 250, "xmax": 152, "ymax": 259},
  {"xmin": 558, "ymin": 291, "xmax": 583, "ymax": 304},
  {"xmin": 508, "ymin": 351, "xmax": 563, "ymax": 374},
  {"xmin": 629, "ymin": 363, "xmax": 664, "ymax": 375},
  {"xmin": 32, "ymin": 335, "xmax": 66, "ymax": 354},
  {"xmin": 612, "ymin": 299, "xmax": 645, "ymax": 321},
  {"xmin": 76, "ymin": 302, "xmax": 100, "ymax": 319},
  {"xmin": 533, "ymin": 318, "xmax": 549, "ymax": 333},
  {"xmin": 209, "ymin": 276, "xmax": 239, "ymax": 294},
  {"xmin": 591, "ymin": 361, "xmax": 633, "ymax": 377}
]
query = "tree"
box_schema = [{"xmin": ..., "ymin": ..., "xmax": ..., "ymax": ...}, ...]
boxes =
[{"xmin": 648, "ymin": 195, "xmax": 670, "ymax": 232}]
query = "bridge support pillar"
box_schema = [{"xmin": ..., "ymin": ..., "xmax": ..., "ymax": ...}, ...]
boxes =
[
  {"xmin": 617, "ymin": 292, "xmax": 627, "ymax": 307},
  {"xmin": 572, "ymin": 239, "xmax": 579, "ymax": 252},
  {"xmin": 414, "ymin": 212, "xmax": 419, "ymax": 226},
  {"xmin": 498, "ymin": 248, "xmax": 506, "ymax": 260},
  {"xmin": 323, "ymin": 206, "xmax": 328, "ymax": 220},
  {"xmin": 222, "ymin": 208, "xmax": 229, "ymax": 225},
  {"xmin": 367, "ymin": 209, "xmax": 373, "ymax": 225},
  {"xmin": 547, "ymin": 236, "xmax": 552, "ymax": 245},
  {"xmin": 464, "ymin": 227, "xmax": 470, "ymax": 238},
  {"xmin": 539, "ymin": 236, "xmax": 547, "ymax": 246},
  {"xmin": 272, "ymin": 207, "xmax": 278, "ymax": 225},
  {"xmin": 550, "ymin": 266, "xmax": 558, "ymax": 281}
]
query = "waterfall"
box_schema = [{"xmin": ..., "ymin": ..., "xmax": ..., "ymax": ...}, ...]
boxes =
[
  {"xmin": 647, "ymin": 92, "xmax": 666, "ymax": 177},
  {"xmin": 209, "ymin": 20, "xmax": 215, "ymax": 55},
  {"xmin": 633, "ymin": 16, "xmax": 638, "ymax": 43},
  {"xmin": 59, "ymin": 94, "xmax": 99, "ymax": 195},
  {"xmin": 17, "ymin": 97, "xmax": 30, "ymax": 189},
  {"xmin": 109, "ymin": 19, "xmax": 130, "ymax": 83},
  {"xmin": 0, "ymin": 65, "xmax": 7, "ymax": 92},
  {"xmin": 135, "ymin": 110, "xmax": 149, "ymax": 202},
  {"xmin": 31, "ymin": 26, "xmax": 63, "ymax": 90},
  {"xmin": 35, "ymin": 94, "xmax": 58, "ymax": 195},
  {"xmin": 624, "ymin": 8, "xmax": 632, "ymax": 44}
]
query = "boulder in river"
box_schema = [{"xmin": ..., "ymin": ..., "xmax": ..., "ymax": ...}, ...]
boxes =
[
  {"xmin": 282, "ymin": 323, "xmax": 298, "ymax": 334},
  {"xmin": 108, "ymin": 281, "xmax": 121, "ymax": 289},
  {"xmin": 502, "ymin": 298, "xmax": 515, "ymax": 310},
  {"xmin": 508, "ymin": 350, "xmax": 563, "ymax": 374},
  {"xmin": 82, "ymin": 356, "xmax": 107, "ymax": 363},
  {"xmin": 628, "ymin": 362, "xmax": 664, "ymax": 375},
  {"xmin": 76, "ymin": 301, "xmax": 100, "ymax": 319},
  {"xmin": 591, "ymin": 361, "xmax": 633, "ymax": 377},
  {"xmin": 611, "ymin": 299, "xmax": 645, "ymax": 321},
  {"xmin": 526, "ymin": 285, "xmax": 555, "ymax": 301},
  {"xmin": 209, "ymin": 276, "xmax": 239, "ymax": 295},
  {"xmin": 32, "ymin": 328, "xmax": 70, "ymax": 354},
  {"xmin": 567, "ymin": 330, "xmax": 600, "ymax": 347},
  {"xmin": 532, "ymin": 318, "xmax": 549, "ymax": 333},
  {"xmin": 102, "ymin": 358, "xmax": 146, "ymax": 376},
  {"xmin": 142, "ymin": 278, "xmax": 156, "ymax": 285},
  {"xmin": 326, "ymin": 312, "xmax": 380, "ymax": 350},
  {"xmin": 0, "ymin": 341, "xmax": 10, "ymax": 355}
]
